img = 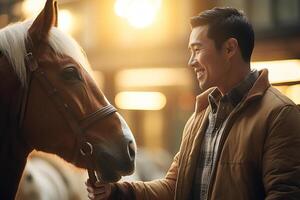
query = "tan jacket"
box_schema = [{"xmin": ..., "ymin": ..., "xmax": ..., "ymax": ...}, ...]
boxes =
[{"xmin": 116, "ymin": 69, "xmax": 300, "ymax": 200}]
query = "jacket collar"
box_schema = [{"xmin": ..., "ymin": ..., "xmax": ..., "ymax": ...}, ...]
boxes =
[{"xmin": 194, "ymin": 69, "xmax": 271, "ymax": 113}]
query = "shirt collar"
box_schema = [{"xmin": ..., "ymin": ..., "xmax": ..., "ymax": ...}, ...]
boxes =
[
  {"xmin": 208, "ymin": 70, "xmax": 259, "ymax": 113},
  {"xmin": 208, "ymin": 88, "xmax": 222, "ymax": 113},
  {"xmin": 226, "ymin": 69, "xmax": 259, "ymax": 107}
]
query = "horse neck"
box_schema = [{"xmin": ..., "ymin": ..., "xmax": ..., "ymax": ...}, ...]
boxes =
[
  {"xmin": 0, "ymin": 57, "xmax": 31, "ymax": 199},
  {"xmin": 0, "ymin": 129, "xmax": 30, "ymax": 200}
]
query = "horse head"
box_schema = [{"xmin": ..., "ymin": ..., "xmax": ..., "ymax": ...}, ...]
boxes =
[{"xmin": 0, "ymin": 0, "xmax": 136, "ymax": 198}]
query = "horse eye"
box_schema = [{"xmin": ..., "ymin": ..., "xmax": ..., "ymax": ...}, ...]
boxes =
[{"xmin": 62, "ymin": 66, "xmax": 82, "ymax": 81}]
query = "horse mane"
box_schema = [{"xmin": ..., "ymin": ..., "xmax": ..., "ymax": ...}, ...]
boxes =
[{"xmin": 0, "ymin": 20, "xmax": 92, "ymax": 86}]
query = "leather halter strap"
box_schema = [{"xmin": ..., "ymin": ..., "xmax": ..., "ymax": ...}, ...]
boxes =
[{"xmin": 19, "ymin": 41, "xmax": 117, "ymax": 184}]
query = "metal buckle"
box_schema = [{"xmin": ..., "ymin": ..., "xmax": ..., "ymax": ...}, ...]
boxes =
[{"xmin": 80, "ymin": 142, "xmax": 93, "ymax": 156}]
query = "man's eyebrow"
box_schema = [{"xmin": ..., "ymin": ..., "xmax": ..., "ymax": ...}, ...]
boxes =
[
  {"xmin": 191, "ymin": 42, "xmax": 203, "ymax": 47},
  {"xmin": 188, "ymin": 42, "xmax": 203, "ymax": 49}
]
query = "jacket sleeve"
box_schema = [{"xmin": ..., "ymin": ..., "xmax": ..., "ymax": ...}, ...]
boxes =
[{"xmin": 263, "ymin": 105, "xmax": 300, "ymax": 199}]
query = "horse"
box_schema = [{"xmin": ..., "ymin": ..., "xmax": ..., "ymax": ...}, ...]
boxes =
[{"xmin": 0, "ymin": 0, "xmax": 136, "ymax": 199}]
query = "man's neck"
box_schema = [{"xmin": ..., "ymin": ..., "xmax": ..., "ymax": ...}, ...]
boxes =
[{"xmin": 218, "ymin": 63, "xmax": 251, "ymax": 95}]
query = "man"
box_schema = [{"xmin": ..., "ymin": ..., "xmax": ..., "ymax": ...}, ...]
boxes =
[{"xmin": 87, "ymin": 7, "xmax": 300, "ymax": 200}]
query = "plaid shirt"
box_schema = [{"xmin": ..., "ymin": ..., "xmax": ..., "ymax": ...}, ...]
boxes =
[{"xmin": 191, "ymin": 70, "xmax": 259, "ymax": 200}]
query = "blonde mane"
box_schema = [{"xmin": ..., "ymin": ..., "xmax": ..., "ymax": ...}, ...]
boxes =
[{"xmin": 0, "ymin": 20, "xmax": 91, "ymax": 86}]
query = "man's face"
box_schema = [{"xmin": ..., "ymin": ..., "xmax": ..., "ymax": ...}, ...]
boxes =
[{"xmin": 188, "ymin": 25, "xmax": 227, "ymax": 91}]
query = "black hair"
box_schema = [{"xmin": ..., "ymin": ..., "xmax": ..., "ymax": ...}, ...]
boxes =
[{"xmin": 190, "ymin": 7, "xmax": 254, "ymax": 62}]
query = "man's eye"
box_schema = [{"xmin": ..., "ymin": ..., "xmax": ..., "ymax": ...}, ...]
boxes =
[{"xmin": 62, "ymin": 66, "xmax": 82, "ymax": 81}]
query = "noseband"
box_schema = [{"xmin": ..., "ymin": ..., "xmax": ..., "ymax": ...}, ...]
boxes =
[{"xmin": 18, "ymin": 41, "xmax": 117, "ymax": 184}]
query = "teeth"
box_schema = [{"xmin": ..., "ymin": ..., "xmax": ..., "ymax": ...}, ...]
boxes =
[
  {"xmin": 197, "ymin": 70, "xmax": 204, "ymax": 78},
  {"xmin": 195, "ymin": 68, "xmax": 204, "ymax": 72}
]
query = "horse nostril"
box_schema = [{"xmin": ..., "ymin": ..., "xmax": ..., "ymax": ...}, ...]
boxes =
[
  {"xmin": 26, "ymin": 173, "xmax": 33, "ymax": 183},
  {"xmin": 127, "ymin": 140, "xmax": 136, "ymax": 161}
]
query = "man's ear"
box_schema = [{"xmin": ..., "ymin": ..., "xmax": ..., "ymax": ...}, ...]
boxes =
[
  {"xmin": 223, "ymin": 38, "xmax": 238, "ymax": 59},
  {"xmin": 28, "ymin": 0, "xmax": 58, "ymax": 45}
]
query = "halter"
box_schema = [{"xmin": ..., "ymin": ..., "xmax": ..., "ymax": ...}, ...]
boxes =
[{"xmin": 18, "ymin": 40, "xmax": 117, "ymax": 184}]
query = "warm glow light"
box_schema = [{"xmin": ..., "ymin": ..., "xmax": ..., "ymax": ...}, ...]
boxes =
[
  {"xmin": 114, "ymin": 0, "xmax": 131, "ymax": 17},
  {"xmin": 114, "ymin": 0, "xmax": 161, "ymax": 28},
  {"xmin": 286, "ymin": 85, "xmax": 300, "ymax": 104},
  {"xmin": 251, "ymin": 59, "xmax": 300, "ymax": 84},
  {"xmin": 58, "ymin": 9, "xmax": 74, "ymax": 33},
  {"xmin": 22, "ymin": 0, "xmax": 46, "ymax": 18},
  {"xmin": 92, "ymin": 70, "xmax": 105, "ymax": 90},
  {"xmin": 274, "ymin": 85, "xmax": 300, "ymax": 104},
  {"xmin": 116, "ymin": 68, "xmax": 193, "ymax": 89},
  {"xmin": 115, "ymin": 91, "xmax": 166, "ymax": 110}
]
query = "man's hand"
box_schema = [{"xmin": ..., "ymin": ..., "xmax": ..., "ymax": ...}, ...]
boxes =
[{"xmin": 86, "ymin": 179, "xmax": 112, "ymax": 200}]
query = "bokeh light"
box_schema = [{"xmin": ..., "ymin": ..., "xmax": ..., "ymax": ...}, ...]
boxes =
[
  {"xmin": 22, "ymin": 0, "xmax": 46, "ymax": 18},
  {"xmin": 58, "ymin": 9, "xmax": 74, "ymax": 34},
  {"xmin": 114, "ymin": 0, "xmax": 162, "ymax": 28},
  {"xmin": 115, "ymin": 91, "xmax": 166, "ymax": 110},
  {"xmin": 252, "ymin": 59, "xmax": 300, "ymax": 84}
]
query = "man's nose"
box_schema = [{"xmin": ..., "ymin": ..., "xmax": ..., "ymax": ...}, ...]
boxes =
[{"xmin": 188, "ymin": 57, "xmax": 197, "ymax": 68}]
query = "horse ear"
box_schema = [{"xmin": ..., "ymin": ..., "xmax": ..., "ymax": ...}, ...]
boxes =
[{"xmin": 28, "ymin": 0, "xmax": 58, "ymax": 45}]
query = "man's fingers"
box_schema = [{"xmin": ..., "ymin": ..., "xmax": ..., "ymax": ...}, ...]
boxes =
[
  {"xmin": 86, "ymin": 179, "xmax": 102, "ymax": 187},
  {"xmin": 86, "ymin": 180, "xmax": 106, "ymax": 188},
  {"xmin": 88, "ymin": 193, "xmax": 94, "ymax": 200},
  {"xmin": 87, "ymin": 186, "xmax": 106, "ymax": 195},
  {"xmin": 94, "ymin": 188, "xmax": 106, "ymax": 195},
  {"xmin": 88, "ymin": 192, "xmax": 108, "ymax": 200},
  {"xmin": 98, "ymin": 193, "xmax": 107, "ymax": 200},
  {"xmin": 94, "ymin": 181, "xmax": 105, "ymax": 187},
  {"xmin": 86, "ymin": 179, "xmax": 111, "ymax": 200},
  {"xmin": 86, "ymin": 186, "xmax": 93, "ymax": 193},
  {"xmin": 85, "ymin": 181, "xmax": 92, "ymax": 187}
]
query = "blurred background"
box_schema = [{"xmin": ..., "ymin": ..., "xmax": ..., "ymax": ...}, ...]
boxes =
[{"xmin": 1, "ymin": 0, "xmax": 300, "ymax": 199}]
